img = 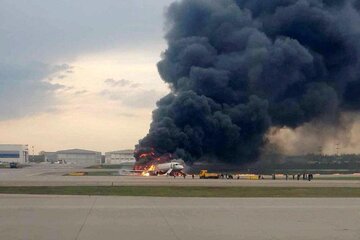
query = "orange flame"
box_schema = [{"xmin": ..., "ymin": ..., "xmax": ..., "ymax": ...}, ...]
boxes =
[{"xmin": 141, "ymin": 164, "xmax": 156, "ymax": 177}]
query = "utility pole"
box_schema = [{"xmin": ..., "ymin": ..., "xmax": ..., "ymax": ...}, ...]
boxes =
[
  {"xmin": 318, "ymin": 146, "xmax": 322, "ymax": 156},
  {"xmin": 317, "ymin": 146, "xmax": 322, "ymax": 164},
  {"xmin": 32, "ymin": 146, "xmax": 35, "ymax": 162},
  {"xmin": 335, "ymin": 143, "xmax": 340, "ymax": 156}
]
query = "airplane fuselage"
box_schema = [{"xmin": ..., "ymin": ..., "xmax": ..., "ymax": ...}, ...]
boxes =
[{"xmin": 156, "ymin": 162, "xmax": 184, "ymax": 175}]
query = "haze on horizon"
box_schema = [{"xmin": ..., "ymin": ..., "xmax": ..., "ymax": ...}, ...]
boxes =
[{"xmin": 0, "ymin": 0, "xmax": 359, "ymax": 156}]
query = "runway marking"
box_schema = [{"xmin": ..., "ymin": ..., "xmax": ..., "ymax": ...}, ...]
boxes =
[
  {"xmin": 75, "ymin": 196, "xmax": 97, "ymax": 240},
  {"xmin": 152, "ymin": 198, "xmax": 182, "ymax": 240}
]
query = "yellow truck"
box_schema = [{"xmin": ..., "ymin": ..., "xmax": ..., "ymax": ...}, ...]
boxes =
[{"xmin": 199, "ymin": 170, "xmax": 220, "ymax": 179}]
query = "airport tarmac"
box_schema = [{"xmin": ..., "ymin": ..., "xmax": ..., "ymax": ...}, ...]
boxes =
[
  {"xmin": 0, "ymin": 194, "xmax": 359, "ymax": 240},
  {"xmin": 0, "ymin": 164, "xmax": 359, "ymax": 187}
]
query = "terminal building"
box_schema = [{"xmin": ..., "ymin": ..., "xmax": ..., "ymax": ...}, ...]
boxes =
[
  {"xmin": 0, "ymin": 144, "xmax": 29, "ymax": 164},
  {"xmin": 105, "ymin": 149, "xmax": 135, "ymax": 165},
  {"xmin": 43, "ymin": 149, "xmax": 101, "ymax": 165}
]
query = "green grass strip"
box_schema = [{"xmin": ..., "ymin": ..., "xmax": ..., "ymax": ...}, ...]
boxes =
[{"xmin": 0, "ymin": 186, "xmax": 359, "ymax": 197}]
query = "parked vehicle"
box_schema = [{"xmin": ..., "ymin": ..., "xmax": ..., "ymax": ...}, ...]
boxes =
[{"xmin": 9, "ymin": 162, "xmax": 18, "ymax": 168}]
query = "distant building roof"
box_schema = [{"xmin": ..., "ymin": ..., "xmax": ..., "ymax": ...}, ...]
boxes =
[
  {"xmin": 41, "ymin": 152, "xmax": 56, "ymax": 155},
  {"xmin": 0, "ymin": 144, "xmax": 28, "ymax": 147},
  {"xmin": 106, "ymin": 149, "xmax": 134, "ymax": 154},
  {"xmin": 56, "ymin": 149, "xmax": 100, "ymax": 154},
  {"xmin": 0, "ymin": 144, "xmax": 28, "ymax": 150}
]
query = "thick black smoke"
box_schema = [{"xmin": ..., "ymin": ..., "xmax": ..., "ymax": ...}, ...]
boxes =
[{"xmin": 136, "ymin": 0, "xmax": 360, "ymax": 164}]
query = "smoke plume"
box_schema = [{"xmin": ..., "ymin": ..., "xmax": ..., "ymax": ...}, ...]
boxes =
[{"xmin": 136, "ymin": 0, "xmax": 360, "ymax": 165}]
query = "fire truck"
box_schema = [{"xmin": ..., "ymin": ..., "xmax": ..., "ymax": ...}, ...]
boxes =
[{"xmin": 199, "ymin": 170, "xmax": 220, "ymax": 179}]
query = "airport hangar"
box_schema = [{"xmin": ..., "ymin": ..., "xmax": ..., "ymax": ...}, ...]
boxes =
[
  {"xmin": 43, "ymin": 149, "xmax": 101, "ymax": 165},
  {"xmin": 0, "ymin": 144, "xmax": 29, "ymax": 164},
  {"xmin": 105, "ymin": 149, "xmax": 135, "ymax": 165}
]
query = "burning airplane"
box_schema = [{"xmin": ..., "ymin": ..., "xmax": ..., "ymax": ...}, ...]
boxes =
[{"xmin": 133, "ymin": 148, "xmax": 185, "ymax": 176}]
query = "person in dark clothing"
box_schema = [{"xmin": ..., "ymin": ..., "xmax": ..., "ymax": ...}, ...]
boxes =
[{"xmin": 309, "ymin": 174, "xmax": 313, "ymax": 181}]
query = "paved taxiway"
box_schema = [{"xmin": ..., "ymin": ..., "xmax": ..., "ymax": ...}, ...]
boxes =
[
  {"xmin": 0, "ymin": 165, "xmax": 359, "ymax": 187},
  {"xmin": 0, "ymin": 195, "xmax": 359, "ymax": 240}
]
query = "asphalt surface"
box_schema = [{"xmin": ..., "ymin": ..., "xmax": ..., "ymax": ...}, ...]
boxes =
[
  {"xmin": 0, "ymin": 164, "xmax": 359, "ymax": 187},
  {"xmin": 0, "ymin": 194, "xmax": 359, "ymax": 240}
]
